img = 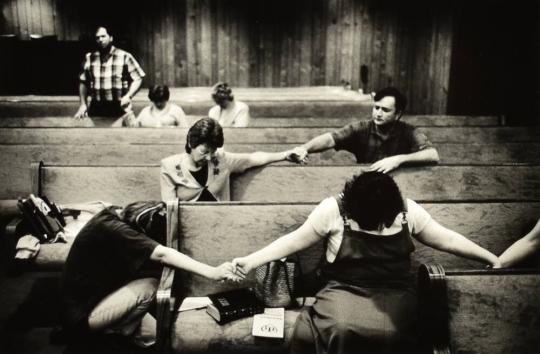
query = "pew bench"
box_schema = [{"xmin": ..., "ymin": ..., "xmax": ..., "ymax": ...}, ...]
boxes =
[
  {"xmin": 26, "ymin": 162, "xmax": 540, "ymax": 205},
  {"xmin": 418, "ymin": 264, "xmax": 540, "ymax": 354},
  {"xmin": 153, "ymin": 201, "xmax": 540, "ymax": 353},
  {"xmin": 2, "ymin": 142, "xmax": 539, "ymax": 200},
  {"xmin": 0, "ymin": 115, "xmax": 502, "ymax": 128},
  {"xmin": 1, "ymin": 126, "xmax": 539, "ymax": 145}
]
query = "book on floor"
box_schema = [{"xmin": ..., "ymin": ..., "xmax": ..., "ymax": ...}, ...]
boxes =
[
  {"xmin": 206, "ymin": 288, "xmax": 264, "ymax": 324},
  {"xmin": 252, "ymin": 307, "xmax": 285, "ymax": 338}
]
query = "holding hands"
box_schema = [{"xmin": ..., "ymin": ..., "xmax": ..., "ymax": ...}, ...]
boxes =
[
  {"xmin": 211, "ymin": 261, "xmax": 244, "ymax": 282},
  {"xmin": 286, "ymin": 146, "xmax": 309, "ymax": 165}
]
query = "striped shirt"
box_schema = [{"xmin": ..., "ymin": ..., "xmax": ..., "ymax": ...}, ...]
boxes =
[{"xmin": 79, "ymin": 46, "xmax": 145, "ymax": 102}]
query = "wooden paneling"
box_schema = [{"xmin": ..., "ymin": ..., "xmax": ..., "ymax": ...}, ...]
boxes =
[{"xmin": 0, "ymin": 0, "xmax": 457, "ymax": 113}]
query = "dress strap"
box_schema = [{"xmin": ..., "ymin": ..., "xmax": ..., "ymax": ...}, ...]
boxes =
[{"xmin": 334, "ymin": 193, "xmax": 350, "ymax": 228}]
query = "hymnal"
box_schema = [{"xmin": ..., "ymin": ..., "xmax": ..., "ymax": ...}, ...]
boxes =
[{"xmin": 206, "ymin": 288, "xmax": 264, "ymax": 324}]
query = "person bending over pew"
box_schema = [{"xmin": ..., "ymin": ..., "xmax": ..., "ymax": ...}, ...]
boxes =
[
  {"xmin": 499, "ymin": 218, "xmax": 540, "ymax": 267},
  {"xmin": 132, "ymin": 85, "xmax": 189, "ymax": 127},
  {"xmin": 74, "ymin": 26, "xmax": 145, "ymax": 121},
  {"xmin": 58, "ymin": 201, "xmax": 239, "ymax": 351},
  {"xmin": 160, "ymin": 117, "xmax": 302, "ymax": 201},
  {"xmin": 232, "ymin": 172, "xmax": 500, "ymax": 354},
  {"xmin": 208, "ymin": 82, "xmax": 251, "ymax": 127},
  {"xmin": 294, "ymin": 87, "xmax": 439, "ymax": 173}
]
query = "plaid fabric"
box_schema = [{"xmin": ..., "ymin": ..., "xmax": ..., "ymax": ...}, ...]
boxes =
[{"xmin": 79, "ymin": 46, "xmax": 145, "ymax": 102}]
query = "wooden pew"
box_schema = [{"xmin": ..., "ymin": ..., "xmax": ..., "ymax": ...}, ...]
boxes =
[
  {"xmin": 155, "ymin": 202, "xmax": 540, "ymax": 354},
  {"xmin": 2, "ymin": 142, "xmax": 539, "ymax": 200},
  {"xmin": 1, "ymin": 126, "xmax": 538, "ymax": 145},
  {"xmin": 27, "ymin": 163, "xmax": 540, "ymax": 205},
  {"xmin": 0, "ymin": 101, "xmax": 373, "ymax": 118},
  {"xmin": 0, "ymin": 115, "xmax": 502, "ymax": 128},
  {"xmin": 418, "ymin": 264, "xmax": 540, "ymax": 354}
]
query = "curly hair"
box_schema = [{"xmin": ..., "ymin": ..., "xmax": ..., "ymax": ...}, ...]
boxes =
[
  {"xmin": 211, "ymin": 82, "xmax": 234, "ymax": 103},
  {"xmin": 185, "ymin": 117, "xmax": 224, "ymax": 153},
  {"xmin": 341, "ymin": 171, "xmax": 405, "ymax": 230},
  {"xmin": 148, "ymin": 85, "xmax": 170, "ymax": 102}
]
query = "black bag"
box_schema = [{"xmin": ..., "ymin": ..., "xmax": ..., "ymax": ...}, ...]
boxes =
[
  {"xmin": 254, "ymin": 256, "xmax": 305, "ymax": 308},
  {"xmin": 17, "ymin": 194, "xmax": 66, "ymax": 243}
]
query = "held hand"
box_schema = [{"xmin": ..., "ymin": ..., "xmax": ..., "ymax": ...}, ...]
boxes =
[
  {"xmin": 120, "ymin": 95, "xmax": 132, "ymax": 108},
  {"xmin": 368, "ymin": 155, "xmax": 403, "ymax": 174},
  {"xmin": 286, "ymin": 147, "xmax": 308, "ymax": 165},
  {"xmin": 232, "ymin": 257, "xmax": 254, "ymax": 278},
  {"xmin": 491, "ymin": 258, "xmax": 502, "ymax": 269},
  {"xmin": 74, "ymin": 104, "xmax": 88, "ymax": 119},
  {"xmin": 212, "ymin": 262, "xmax": 243, "ymax": 282}
]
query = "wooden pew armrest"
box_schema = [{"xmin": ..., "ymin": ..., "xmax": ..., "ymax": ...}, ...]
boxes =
[
  {"xmin": 155, "ymin": 199, "xmax": 180, "ymax": 353},
  {"xmin": 156, "ymin": 265, "xmax": 176, "ymax": 352}
]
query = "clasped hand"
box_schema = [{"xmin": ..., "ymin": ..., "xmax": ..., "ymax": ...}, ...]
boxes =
[{"xmin": 213, "ymin": 257, "xmax": 253, "ymax": 283}]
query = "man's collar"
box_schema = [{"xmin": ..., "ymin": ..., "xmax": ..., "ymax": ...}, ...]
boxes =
[
  {"xmin": 98, "ymin": 45, "xmax": 116, "ymax": 57},
  {"xmin": 369, "ymin": 120, "xmax": 400, "ymax": 140}
]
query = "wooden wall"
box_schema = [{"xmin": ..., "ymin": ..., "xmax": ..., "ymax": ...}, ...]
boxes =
[{"xmin": 0, "ymin": 0, "xmax": 454, "ymax": 113}]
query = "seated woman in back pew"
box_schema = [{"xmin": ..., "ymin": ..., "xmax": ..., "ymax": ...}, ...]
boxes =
[
  {"xmin": 130, "ymin": 85, "xmax": 189, "ymax": 127},
  {"xmin": 232, "ymin": 171, "xmax": 500, "ymax": 354},
  {"xmin": 59, "ymin": 201, "xmax": 239, "ymax": 351},
  {"xmin": 160, "ymin": 117, "xmax": 302, "ymax": 201},
  {"xmin": 499, "ymin": 219, "xmax": 540, "ymax": 267},
  {"xmin": 208, "ymin": 82, "xmax": 250, "ymax": 127}
]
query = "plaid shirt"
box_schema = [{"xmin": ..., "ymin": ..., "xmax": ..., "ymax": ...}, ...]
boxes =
[
  {"xmin": 79, "ymin": 46, "xmax": 145, "ymax": 102},
  {"xmin": 331, "ymin": 120, "xmax": 433, "ymax": 163}
]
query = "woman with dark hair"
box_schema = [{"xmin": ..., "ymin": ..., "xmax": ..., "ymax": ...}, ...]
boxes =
[
  {"xmin": 208, "ymin": 82, "xmax": 250, "ymax": 127},
  {"xmin": 134, "ymin": 85, "xmax": 189, "ymax": 127},
  {"xmin": 160, "ymin": 117, "xmax": 301, "ymax": 201},
  {"xmin": 60, "ymin": 200, "xmax": 238, "ymax": 350},
  {"xmin": 232, "ymin": 172, "xmax": 500, "ymax": 354}
]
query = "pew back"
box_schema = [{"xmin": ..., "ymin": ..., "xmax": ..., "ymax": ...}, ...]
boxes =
[
  {"xmin": 418, "ymin": 265, "xmax": 540, "ymax": 354},
  {"xmin": 1, "ymin": 126, "xmax": 539, "ymax": 144},
  {"xmin": 0, "ymin": 115, "xmax": 502, "ymax": 128},
  {"xmin": 175, "ymin": 202, "xmax": 540, "ymax": 297},
  {"xmin": 2, "ymin": 142, "xmax": 539, "ymax": 200},
  {"xmin": 32, "ymin": 163, "xmax": 540, "ymax": 205}
]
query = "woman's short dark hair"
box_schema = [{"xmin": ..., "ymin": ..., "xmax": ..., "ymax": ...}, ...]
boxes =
[
  {"xmin": 185, "ymin": 117, "xmax": 224, "ymax": 153},
  {"xmin": 341, "ymin": 171, "xmax": 405, "ymax": 230},
  {"xmin": 211, "ymin": 82, "xmax": 234, "ymax": 103},
  {"xmin": 374, "ymin": 87, "xmax": 407, "ymax": 113},
  {"xmin": 148, "ymin": 85, "xmax": 170, "ymax": 102},
  {"xmin": 120, "ymin": 201, "xmax": 166, "ymax": 244}
]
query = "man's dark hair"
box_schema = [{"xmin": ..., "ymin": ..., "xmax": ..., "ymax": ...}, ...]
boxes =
[
  {"xmin": 211, "ymin": 82, "xmax": 234, "ymax": 103},
  {"xmin": 120, "ymin": 201, "xmax": 166, "ymax": 243},
  {"xmin": 148, "ymin": 85, "xmax": 170, "ymax": 102},
  {"xmin": 374, "ymin": 87, "xmax": 407, "ymax": 113},
  {"xmin": 185, "ymin": 117, "xmax": 224, "ymax": 153},
  {"xmin": 341, "ymin": 171, "xmax": 405, "ymax": 231}
]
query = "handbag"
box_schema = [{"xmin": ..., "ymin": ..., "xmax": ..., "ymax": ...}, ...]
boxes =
[
  {"xmin": 254, "ymin": 256, "xmax": 305, "ymax": 308},
  {"xmin": 17, "ymin": 194, "xmax": 66, "ymax": 243}
]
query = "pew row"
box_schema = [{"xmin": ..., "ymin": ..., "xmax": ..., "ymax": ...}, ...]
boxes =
[
  {"xmin": 0, "ymin": 101, "xmax": 373, "ymax": 118},
  {"xmin": 418, "ymin": 264, "xmax": 540, "ymax": 354},
  {"xmin": 26, "ymin": 163, "xmax": 540, "ymax": 205},
  {"xmin": 18, "ymin": 202, "xmax": 540, "ymax": 272},
  {"xmin": 3, "ymin": 143, "xmax": 539, "ymax": 200},
  {"xmin": 1, "ymin": 126, "xmax": 538, "ymax": 145},
  {"xmin": 155, "ymin": 202, "xmax": 540, "ymax": 354},
  {"xmin": 0, "ymin": 115, "xmax": 502, "ymax": 128}
]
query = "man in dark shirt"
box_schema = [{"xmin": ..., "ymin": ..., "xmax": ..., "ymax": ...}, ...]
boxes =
[
  {"xmin": 294, "ymin": 87, "xmax": 439, "ymax": 173},
  {"xmin": 60, "ymin": 201, "xmax": 236, "ymax": 349}
]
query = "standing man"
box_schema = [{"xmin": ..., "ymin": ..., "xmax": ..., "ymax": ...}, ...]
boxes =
[
  {"xmin": 294, "ymin": 87, "xmax": 439, "ymax": 173},
  {"xmin": 74, "ymin": 26, "xmax": 145, "ymax": 120}
]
